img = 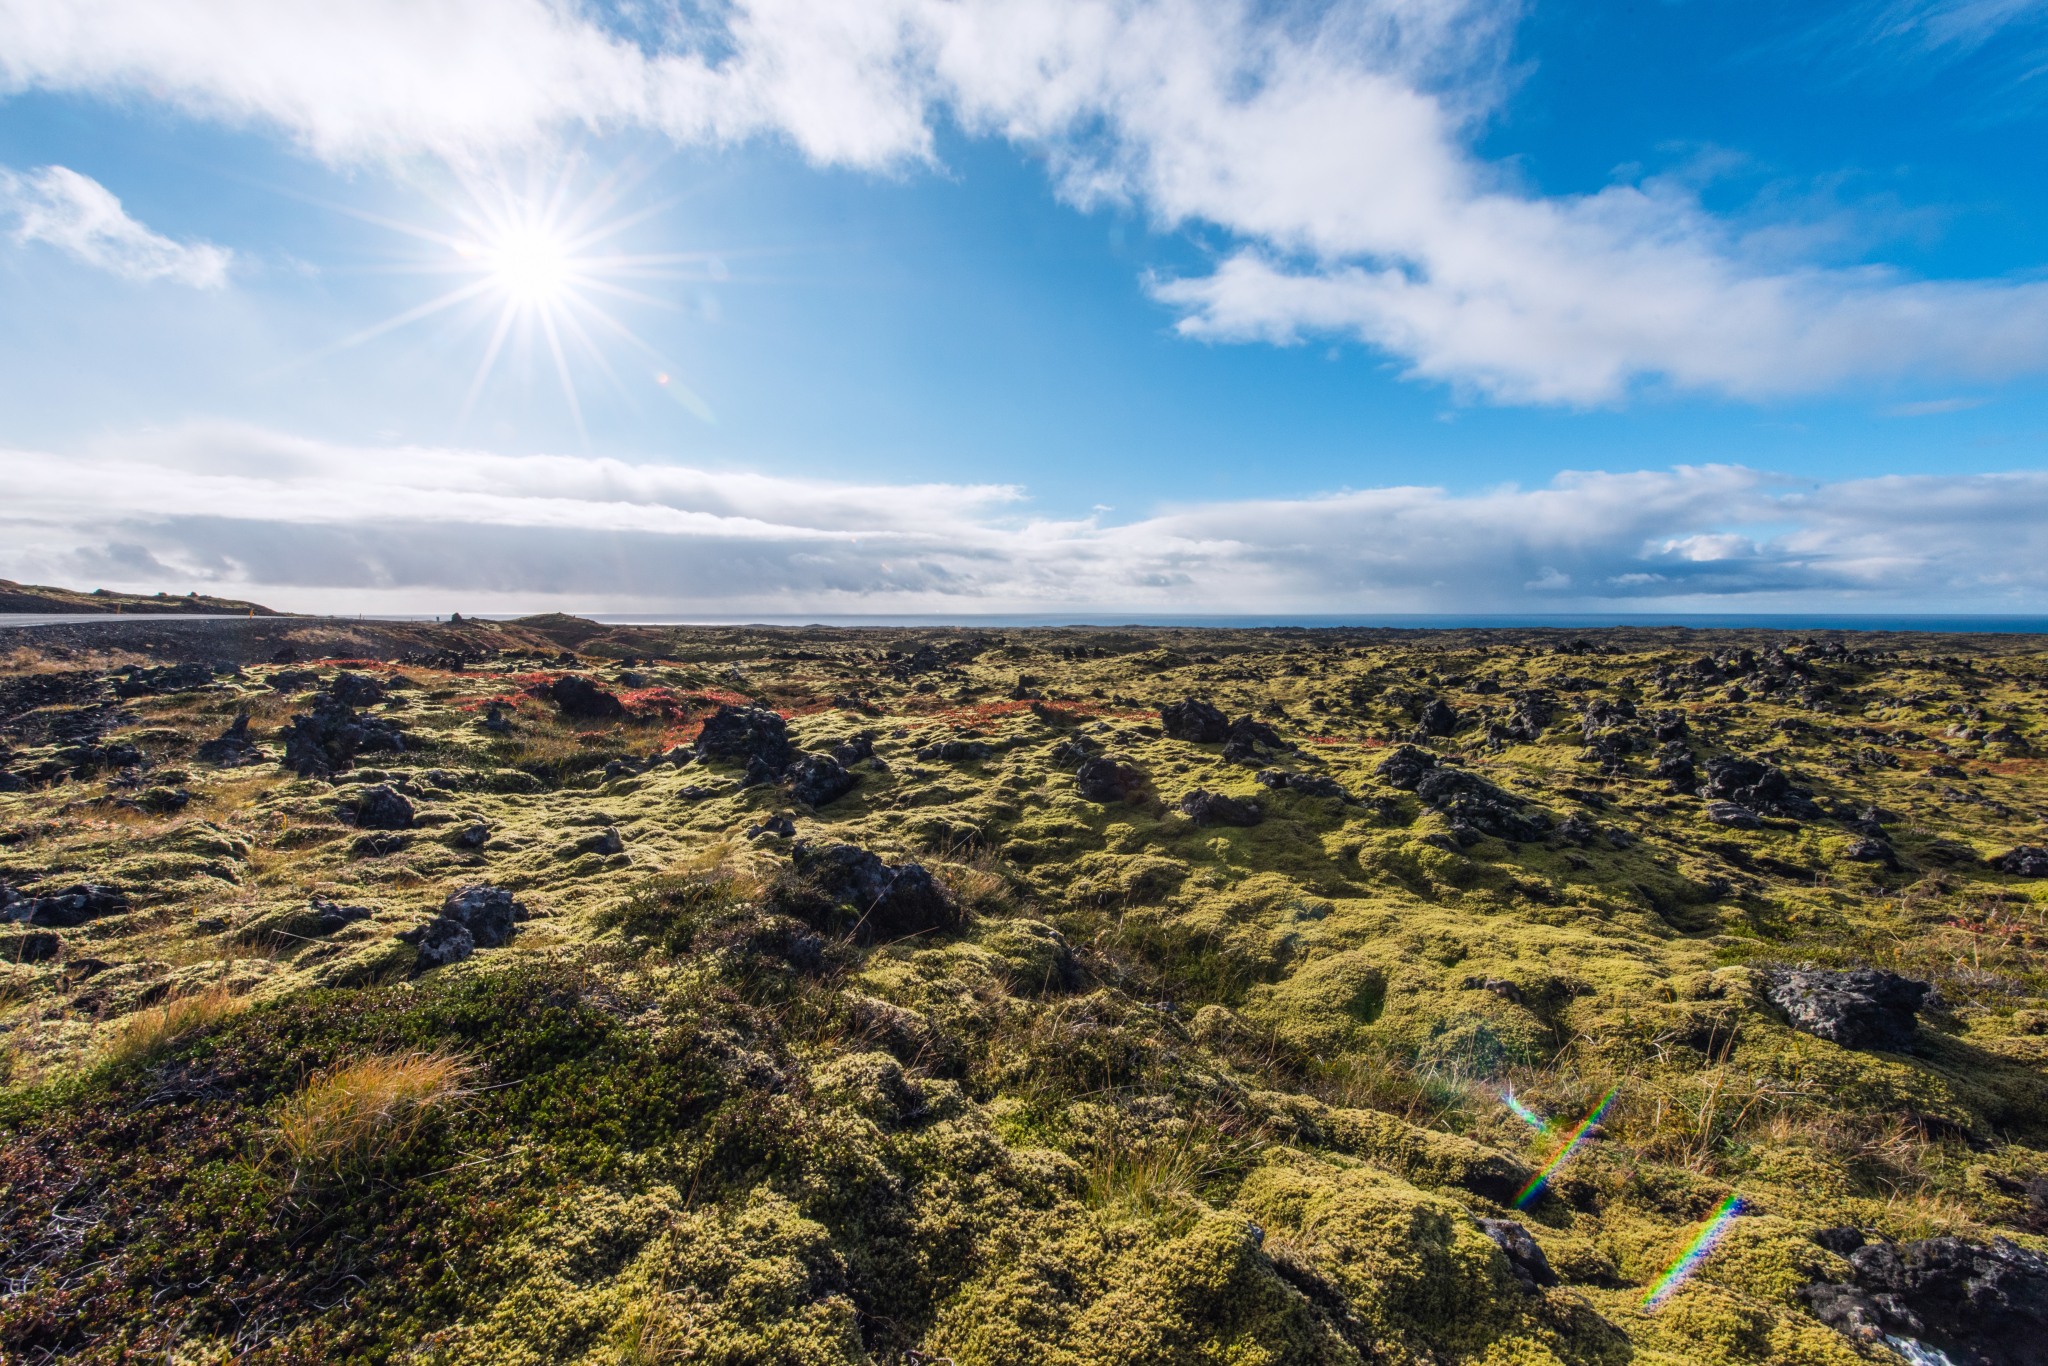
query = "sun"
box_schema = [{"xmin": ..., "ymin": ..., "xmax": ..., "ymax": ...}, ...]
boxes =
[
  {"xmin": 468, "ymin": 225, "xmax": 573, "ymax": 304},
  {"xmin": 322, "ymin": 159, "xmax": 724, "ymax": 441}
]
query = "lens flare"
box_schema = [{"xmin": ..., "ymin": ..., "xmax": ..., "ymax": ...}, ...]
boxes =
[
  {"xmin": 303, "ymin": 157, "xmax": 727, "ymax": 443},
  {"xmin": 1512, "ymin": 1086, "xmax": 1618, "ymax": 1208},
  {"xmin": 1502, "ymin": 1086, "xmax": 1551, "ymax": 1134},
  {"xmin": 1641, "ymin": 1194, "xmax": 1745, "ymax": 1312}
]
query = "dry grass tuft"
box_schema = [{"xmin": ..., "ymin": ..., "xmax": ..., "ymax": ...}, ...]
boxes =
[
  {"xmin": 614, "ymin": 1288, "xmax": 705, "ymax": 1364},
  {"xmin": 99, "ymin": 980, "xmax": 247, "ymax": 1068},
  {"xmin": 273, "ymin": 1050, "xmax": 474, "ymax": 1184}
]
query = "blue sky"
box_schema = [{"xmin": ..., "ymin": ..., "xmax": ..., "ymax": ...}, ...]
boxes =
[{"xmin": 1, "ymin": 0, "xmax": 2046, "ymax": 614}]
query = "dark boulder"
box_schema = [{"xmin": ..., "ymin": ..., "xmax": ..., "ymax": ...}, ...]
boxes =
[
  {"xmin": 740, "ymin": 755, "xmax": 779, "ymax": 789},
  {"xmin": 279, "ymin": 694, "xmax": 405, "ymax": 779},
  {"xmin": 829, "ymin": 735, "xmax": 875, "ymax": 767},
  {"xmin": 401, "ymin": 917, "xmax": 474, "ymax": 970},
  {"xmin": 269, "ymin": 669, "xmax": 322, "ymax": 693},
  {"xmin": 1843, "ymin": 838, "xmax": 1899, "ymax": 869},
  {"xmin": 785, "ymin": 754, "xmax": 860, "ymax": 808},
  {"xmin": 1701, "ymin": 755, "xmax": 1822, "ymax": 820},
  {"xmin": 546, "ymin": 675, "xmax": 626, "ymax": 721},
  {"xmin": 916, "ymin": 740, "xmax": 992, "ymax": 763},
  {"xmin": 695, "ymin": 704, "xmax": 793, "ymax": 774},
  {"xmin": 1764, "ymin": 968, "xmax": 1928, "ymax": 1051},
  {"xmin": 1478, "ymin": 1219, "xmax": 1560, "ymax": 1293},
  {"xmin": 0, "ymin": 883, "xmax": 128, "ymax": 928},
  {"xmin": 1413, "ymin": 767, "xmax": 1552, "ymax": 843},
  {"xmin": 113, "ymin": 661, "xmax": 213, "ymax": 697},
  {"xmin": 791, "ymin": 843, "xmax": 960, "ymax": 943},
  {"xmin": 308, "ymin": 897, "xmax": 373, "ymax": 935},
  {"xmin": 1705, "ymin": 801, "xmax": 1763, "ymax": 829},
  {"xmin": 1653, "ymin": 710, "xmax": 1690, "ymax": 742},
  {"xmin": 354, "ymin": 784, "xmax": 415, "ymax": 831},
  {"xmin": 440, "ymin": 885, "xmax": 523, "ymax": 948},
  {"xmin": 1652, "ymin": 743, "xmax": 1697, "ymax": 789},
  {"xmin": 1416, "ymin": 698, "xmax": 1459, "ymax": 737},
  {"xmin": 1075, "ymin": 755, "xmax": 1146, "ymax": 804},
  {"xmin": 1802, "ymin": 1236, "xmax": 2048, "ymax": 1366},
  {"xmin": 196, "ymin": 713, "xmax": 264, "ymax": 767},
  {"xmin": 1374, "ymin": 744, "xmax": 1438, "ymax": 790},
  {"xmin": 1991, "ymin": 846, "xmax": 2048, "ymax": 878},
  {"xmin": 1222, "ymin": 715, "xmax": 1288, "ymax": 765},
  {"xmin": 0, "ymin": 931, "xmax": 61, "ymax": 963},
  {"xmin": 329, "ymin": 670, "xmax": 387, "ymax": 707},
  {"xmin": 1258, "ymin": 769, "xmax": 1352, "ymax": 801},
  {"xmin": 1179, "ymin": 789, "xmax": 1262, "ymax": 827},
  {"xmin": 1161, "ymin": 697, "xmax": 1231, "ymax": 743}
]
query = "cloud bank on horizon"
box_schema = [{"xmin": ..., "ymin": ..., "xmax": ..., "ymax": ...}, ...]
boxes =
[
  {"xmin": 4, "ymin": 425, "xmax": 2043, "ymax": 615},
  {"xmin": 4, "ymin": 0, "xmax": 2048, "ymax": 406}
]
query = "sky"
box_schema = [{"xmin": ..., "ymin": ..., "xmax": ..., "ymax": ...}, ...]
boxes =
[{"xmin": 1, "ymin": 0, "xmax": 2047, "ymax": 617}]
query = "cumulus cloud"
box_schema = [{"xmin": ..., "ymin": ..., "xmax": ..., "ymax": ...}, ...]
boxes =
[
  {"xmin": 3, "ymin": 1, "xmax": 2047, "ymax": 401},
  {"xmin": 4, "ymin": 424, "xmax": 2045, "ymax": 613},
  {"xmin": 0, "ymin": 165, "xmax": 231, "ymax": 286}
]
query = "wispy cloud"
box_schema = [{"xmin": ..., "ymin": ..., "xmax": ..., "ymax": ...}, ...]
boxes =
[
  {"xmin": 0, "ymin": 165, "xmax": 231, "ymax": 287},
  {"xmin": 3, "ymin": 423, "xmax": 2044, "ymax": 613},
  {"xmin": 1884, "ymin": 396, "xmax": 1988, "ymax": 416},
  {"xmin": 4, "ymin": 2, "xmax": 2048, "ymax": 404}
]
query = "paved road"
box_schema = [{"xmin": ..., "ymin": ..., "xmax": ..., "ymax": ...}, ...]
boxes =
[{"xmin": 0, "ymin": 614, "xmax": 396, "ymax": 629}]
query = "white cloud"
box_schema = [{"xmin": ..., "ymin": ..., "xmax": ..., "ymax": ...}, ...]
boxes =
[
  {"xmin": 4, "ymin": 1, "xmax": 2048, "ymax": 402},
  {"xmin": 0, "ymin": 165, "xmax": 231, "ymax": 287},
  {"xmin": 4, "ymin": 423, "xmax": 2046, "ymax": 613}
]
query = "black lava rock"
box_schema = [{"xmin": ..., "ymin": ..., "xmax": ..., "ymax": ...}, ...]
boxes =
[
  {"xmin": 1222, "ymin": 715, "xmax": 1288, "ymax": 765},
  {"xmin": 1991, "ymin": 846, "xmax": 2048, "ymax": 877},
  {"xmin": 785, "ymin": 753, "xmax": 860, "ymax": 808},
  {"xmin": 1161, "ymin": 697, "xmax": 1231, "ymax": 743},
  {"xmin": 791, "ymin": 843, "xmax": 960, "ymax": 943},
  {"xmin": 1764, "ymin": 967, "xmax": 1929, "ymax": 1051},
  {"xmin": 1413, "ymin": 767, "xmax": 1551, "ymax": 843},
  {"xmin": 1478, "ymin": 1219, "xmax": 1560, "ymax": 1292},
  {"xmin": 1701, "ymin": 755, "xmax": 1822, "ymax": 820},
  {"xmin": 354, "ymin": 783, "xmax": 415, "ymax": 830},
  {"xmin": 829, "ymin": 735, "xmax": 875, "ymax": 767},
  {"xmin": 1705, "ymin": 801, "xmax": 1763, "ymax": 830},
  {"xmin": 1374, "ymin": 744, "xmax": 1438, "ymax": 790},
  {"xmin": 695, "ymin": 704, "xmax": 793, "ymax": 774},
  {"xmin": 309, "ymin": 897, "xmax": 373, "ymax": 935},
  {"xmin": 1843, "ymin": 838, "xmax": 1899, "ymax": 869},
  {"xmin": 1257, "ymin": 769, "xmax": 1351, "ymax": 801},
  {"xmin": 402, "ymin": 917, "xmax": 475, "ymax": 970},
  {"xmin": 329, "ymin": 670, "xmax": 387, "ymax": 707},
  {"xmin": 195, "ymin": 713, "xmax": 263, "ymax": 767},
  {"xmin": 279, "ymin": 694, "xmax": 405, "ymax": 779},
  {"xmin": 440, "ymin": 885, "xmax": 523, "ymax": 948},
  {"xmin": 916, "ymin": 740, "xmax": 992, "ymax": 763},
  {"xmin": 1417, "ymin": 698, "xmax": 1459, "ymax": 737},
  {"xmin": 546, "ymin": 675, "xmax": 626, "ymax": 721},
  {"xmin": 113, "ymin": 661, "xmax": 214, "ymax": 697},
  {"xmin": 1179, "ymin": 789, "xmax": 1262, "ymax": 827},
  {"xmin": 1802, "ymin": 1236, "xmax": 2048, "ymax": 1366},
  {"xmin": 1075, "ymin": 755, "xmax": 1146, "ymax": 803},
  {"xmin": 740, "ymin": 755, "xmax": 779, "ymax": 789},
  {"xmin": 0, "ymin": 884, "xmax": 128, "ymax": 928}
]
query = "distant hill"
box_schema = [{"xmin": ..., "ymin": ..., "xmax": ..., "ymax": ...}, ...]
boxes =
[{"xmin": 0, "ymin": 579, "xmax": 287, "ymax": 615}]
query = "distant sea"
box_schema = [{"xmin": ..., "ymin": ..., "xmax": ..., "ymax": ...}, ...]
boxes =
[{"xmin": 427, "ymin": 612, "xmax": 2048, "ymax": 634}]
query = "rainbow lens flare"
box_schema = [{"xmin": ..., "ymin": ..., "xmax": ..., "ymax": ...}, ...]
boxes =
[
  {"xmin": 1641, "ymin": 1193, "xmax": 1746, "ymax": 1312},
  {"xmin": 1511, "ymin": 1085, "xmax": 1618, "ymax": 1208},
  {"xmin": 1502, "ymin": 1086, "xmax": 1550, "ymax": 1133}
]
